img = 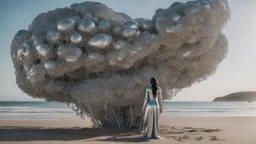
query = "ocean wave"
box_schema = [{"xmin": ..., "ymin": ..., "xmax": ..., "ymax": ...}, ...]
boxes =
[
  {"xmin": 164, "ymin": 109, "xmax": 247, "ymax": 113},
  {"xmin": 0, "ymin": 107, "xmax": 74, "ymax": 114},
  {"xmin": 1, "ymin": 101, "xmax": 256, "ymax": 119}
]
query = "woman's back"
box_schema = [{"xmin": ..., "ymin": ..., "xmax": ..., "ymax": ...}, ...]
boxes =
[
  {"xmin": 141, "ymin": 83, "xmax": 163, "ymax": 140},
  {"xmin": 145, "ymin": 86, "xmax": 160, "ymax": 101}
]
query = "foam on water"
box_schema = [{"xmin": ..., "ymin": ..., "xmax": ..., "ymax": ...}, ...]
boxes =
[
  {"xmin": 164, "ymin": 101, "xmax": 256, "ymax": 116},
  {"xmin": 0, "ymin": 102, "xmax": 76, "ymax": 120},
  {"xmin": 1, "ymin": 101, "xmax": 256, "ymax": 120}
]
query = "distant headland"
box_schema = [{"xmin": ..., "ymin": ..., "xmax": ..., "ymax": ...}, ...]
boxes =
[{"xmin": 213, "ymin": 91, "xmax": 256, "ymax": 102}]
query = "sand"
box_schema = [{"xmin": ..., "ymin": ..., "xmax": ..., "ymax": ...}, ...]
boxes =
[{"xmin": 0, "ymin": 116, "xmax": 256, "ymax": 144}]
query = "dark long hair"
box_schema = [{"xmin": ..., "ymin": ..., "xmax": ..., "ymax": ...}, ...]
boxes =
[{"xmin": 150, "ymin": 77, "xmax": 159, "ymax": 98}]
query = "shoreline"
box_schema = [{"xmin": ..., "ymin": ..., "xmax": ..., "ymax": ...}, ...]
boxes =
[
  {"xmin": 1, "ymin": 116, "xmax": 256, "ymax": 144},
  {"xmin": 1, "ymin": 114, "xmax": 256, "ymax": 121}
]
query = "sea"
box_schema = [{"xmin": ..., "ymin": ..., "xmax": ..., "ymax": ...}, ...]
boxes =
[{"xmin": 1, "ymin": 101, "xmax": 256, "ymax": 120}]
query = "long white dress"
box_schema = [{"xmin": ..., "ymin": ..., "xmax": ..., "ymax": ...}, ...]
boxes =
[{"xmin": 141, "ymin": 86, "xmax": 163, "ymax": 140}]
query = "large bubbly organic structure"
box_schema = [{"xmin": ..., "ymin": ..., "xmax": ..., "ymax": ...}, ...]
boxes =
[{"xmin": 11, "ymin": 0, "xmax": 230, "ymax": 128}]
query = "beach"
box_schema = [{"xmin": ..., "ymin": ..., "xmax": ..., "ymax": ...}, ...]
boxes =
[{"xmin": 1, "ymin": 116, "xmax": 256, "ymax": 144}]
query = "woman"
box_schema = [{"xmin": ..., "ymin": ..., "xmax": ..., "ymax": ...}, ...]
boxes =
[{"xmin": 141, "ymin": 77, "xmax": 163, "ymax": 140}]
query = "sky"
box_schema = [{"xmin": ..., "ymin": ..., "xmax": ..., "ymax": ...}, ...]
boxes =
[{"xmin": 0, "ymin": 0, "xmax": 255, "ymax": 101}]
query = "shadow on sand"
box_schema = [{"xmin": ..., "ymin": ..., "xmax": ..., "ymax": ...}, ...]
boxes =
[
  {"xmin": 0, "ymin": 125, "xmax": 223, "ymax": 142},
  {"xmin": 0, "ymin": 126, "xmax": 143, "ymax": 142}
]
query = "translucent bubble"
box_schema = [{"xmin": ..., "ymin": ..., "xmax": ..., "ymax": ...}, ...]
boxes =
[
  {"xmin": 44, "ymin": 60, "xmax": 56, "ymax": 70},
  {"xmin": 70, "ymin": 33, "xmax": 83, "ymax": 44},
  {"xmin": 35, "ymin": 43, "xmax": 53, "ymax": 60},
  {"xmin": 17, "ymin": 46, "xmax": 26, "ymax": 58},
  {"xmin": 57, "ymin": 44, "xmax": 82, "ymax": 62},
  {"xmin": 124, "ymin": 20, "xmax": 139, "ymax": 29},
  {"xmin": 122, "ymin": 28, "xmax": 137, "ymax": 37},
  {"xmin": 78, "ymin": 19, "xmax": 96, "ymax": 33},
  {"xmin": 69, "ymin": 16, "xmax": 81, "ymax": 25},
  {"xmin": 88, "ymin": 33, "xmax": 112, "ymax": 49},
  {"xmin": 57, "ymin": 18, "xmax": 75, "ymax": 32}
]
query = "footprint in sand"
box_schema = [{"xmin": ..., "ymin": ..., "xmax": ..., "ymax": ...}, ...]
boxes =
[
  {"xmin": 196, "ymin": 136, "xmax": 204, "ymax": 141},
  {"xmin": 209, "ymin": 136, "xmax": 225, "ymax": 141}
]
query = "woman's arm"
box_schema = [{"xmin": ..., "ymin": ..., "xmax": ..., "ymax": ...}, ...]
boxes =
[
  {"xmin": 142, "ymin": 88, "xmax": 148, "ymax": 113},
  {"xmin": 158, "ymin": 88, "xmax": 164, "ymax": 114}
]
